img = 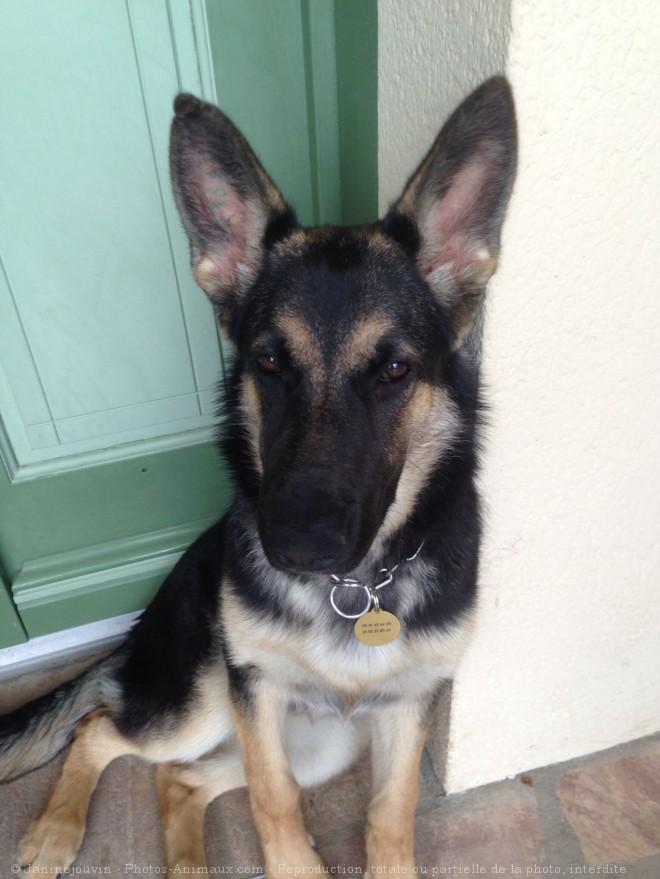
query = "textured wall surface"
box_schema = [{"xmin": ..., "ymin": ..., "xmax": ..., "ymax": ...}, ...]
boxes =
[
  {"xmin": 379, "ymin": 0, "xmax": 660, "ymax": 792},
  {"xmin": 378, "ymin": 0, "xmax": 511, "ymax": 212}
]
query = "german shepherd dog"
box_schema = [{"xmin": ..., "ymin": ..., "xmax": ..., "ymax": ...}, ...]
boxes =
[{"xmin": 0, "ymin": 78, "xmax": 516, "ymax": 873}]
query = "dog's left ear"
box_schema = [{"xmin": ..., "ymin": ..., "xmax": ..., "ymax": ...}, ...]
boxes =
[
  {"xmin": 383, "ymin": 76, "xmax": 517, "ymax": 348},
  {"xmin": 170, "ymin": 94, "xmax": 295, "ymax": 333}
]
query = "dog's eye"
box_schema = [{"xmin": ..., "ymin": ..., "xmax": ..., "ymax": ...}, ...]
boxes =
[
  {"xmin": 380, "ymin": 361, "xmax": 409, "ymax": 383},
  {"xmin": 257, "ymin": 354, "xmax": 281, "ymax": 376}
]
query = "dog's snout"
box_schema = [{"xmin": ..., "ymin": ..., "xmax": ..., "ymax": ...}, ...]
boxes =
[
  {"xmin": 265, "ymin": 516, "xmax": 354, "ymax": 574},
  {"xmin": 259, "ymin": 482, "xmax": 361, "ymax": 574}
]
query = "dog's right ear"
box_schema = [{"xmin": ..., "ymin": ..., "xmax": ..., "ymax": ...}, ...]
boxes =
[{"xmin": 170, "ymin": 94, "xmax": 296, "ymax": 333}]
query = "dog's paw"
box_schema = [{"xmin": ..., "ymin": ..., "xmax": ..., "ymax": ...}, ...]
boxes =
[{"xmin": 18, "ymin": 814, "xmax": 84, "ymax": 878}]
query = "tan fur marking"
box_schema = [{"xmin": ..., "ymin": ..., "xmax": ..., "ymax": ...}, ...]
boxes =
[
  {"xmin": 275, "ymin": 313, "xmax": 325, "ymax": 388},
  {"xmin": 376, "ymin": 383, "xmax": 460, "ymax": 546},
  {"xmin": 240, "ymin": 374, "xmax": 264, "ymax": 476},
  {"xmin": 157, "ymin": 749, "xmax": 247, "ymax": 872},
  {"xmin": 222, "ymin": 581, "xmax": 356, "ymax": 690},
  {"xmin": 224, "ymin": 583, "xmax": 301, "ymax": 659},
  {"xmin": 231, "ymin": 683, "xmax": 325, "ymax": 873},
  {"xmin": 366, "ymin": 703, "xmax": 430, "ymax": 869},
  {"xmin": 140, "ymin": 668, "xmax": 233, "ymax": 764},
  {"xmin": 157, "ymin": 764, "xmax": 208, "ymax": 872},
  {"xmin": 272, "ymin": 227, "xmax": 307, "ymax": 257},
  {"xmin": 275, "ymin": 313, "xmax": 318, "ymax": 366},
  {"xmin": 366, "ymin": 229, "xmax": 405, "ymax": 260},
  {"xmin": 406, "ymin": 615, "xmax": 475, "ymax": 667},
  {"xmin": 18, "ymin": 710, "xmax": 140, "ymax": 874},
  {"xmin": 339, "ymin": 314, "xmax": 394, "ymax": 372}
]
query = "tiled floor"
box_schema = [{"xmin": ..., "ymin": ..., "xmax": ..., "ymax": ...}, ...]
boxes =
[{"xmin": 1, "ymin": 655, "xmax": 659, "ymax": 878}]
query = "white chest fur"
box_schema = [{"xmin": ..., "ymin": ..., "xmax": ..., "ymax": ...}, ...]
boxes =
[{"xmin": 222, "ymin": 584, "xmax": 472, "ymax": 716}]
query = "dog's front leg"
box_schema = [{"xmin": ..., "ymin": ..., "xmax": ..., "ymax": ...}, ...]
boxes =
[
  {"xmin": 230, "ymin": 676, "xmax": 323, "ymax": 876},
  {"xmin": 366, "ymin": 698, "xmax": 432, "ymax": 871}
]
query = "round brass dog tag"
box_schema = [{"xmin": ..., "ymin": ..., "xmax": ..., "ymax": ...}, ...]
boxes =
[{"xmin": 354, "ymin": 609, "xmax": 401, "ymax": 646}]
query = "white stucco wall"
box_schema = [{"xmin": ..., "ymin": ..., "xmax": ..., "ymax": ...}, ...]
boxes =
[
  {"xmin": 378, "ymin": 0, "xmax": 511, "ymax": 212},
  {"xmin": 379, "ymin": 0, "xmax": 660, "ymax": 792}
]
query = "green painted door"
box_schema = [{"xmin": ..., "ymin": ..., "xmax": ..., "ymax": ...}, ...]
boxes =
[{"xmin": 0, "ymin": 0, "xmax": 377, "ymax": 647}]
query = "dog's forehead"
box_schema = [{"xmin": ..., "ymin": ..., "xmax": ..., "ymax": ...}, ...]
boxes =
[
  {"xmin": 272, "ymin": 225, "xmax": 398, "ymax": 264},
  {"xmin": 249, "ymin": 226, "xmax": 425, "ymax": 353},
  {"xmin": 270, "ymin": 226, "xmax": 409, "ymax": 301},
  {"xmin": 261, "ymin": 226, "xmax": 413, "ymax": 316}
]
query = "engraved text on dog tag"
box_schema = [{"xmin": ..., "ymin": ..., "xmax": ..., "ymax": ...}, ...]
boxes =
[{"xmin": 354, "ymin": 609, "xmax": 401, "ymax": 646}]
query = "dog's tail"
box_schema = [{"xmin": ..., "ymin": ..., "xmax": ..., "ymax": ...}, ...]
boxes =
[{"xmin": 0, "ymin": 650, "xmax": 124, "ymax": 782}]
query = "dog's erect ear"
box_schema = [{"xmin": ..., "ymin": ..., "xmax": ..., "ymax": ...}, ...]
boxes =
[
  {"xmin": 383, "ymin": 77, "xmax": 517, "ymax": 348},
  {"xmin": 170, "ymin": 94, "xmax": 295, "ymax": 329}
]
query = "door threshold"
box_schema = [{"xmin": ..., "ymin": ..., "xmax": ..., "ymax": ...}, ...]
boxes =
[{"xmin": 0, "ymin": 611, "xmax": 139, "ymax": 680}]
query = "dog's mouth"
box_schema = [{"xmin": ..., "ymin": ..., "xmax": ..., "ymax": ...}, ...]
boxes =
[
  {"xmin": 258, "ymin": 504, "xmax": 374, "ymax": 578},
  {"xmin": 261, "ymin": 529, "xmax": 367, "ymax": 577}
]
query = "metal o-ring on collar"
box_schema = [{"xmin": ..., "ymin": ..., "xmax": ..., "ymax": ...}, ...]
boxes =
[
  {"xmin": 328, "ymin": 541, "xmax": 424, "ymax": 621},
  {"xmin": 330, "ymin": 583, "xmax": 372, "ymax": 619}
]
